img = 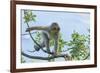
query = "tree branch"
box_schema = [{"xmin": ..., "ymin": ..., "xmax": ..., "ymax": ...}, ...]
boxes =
[
  {"xmin": 21, "ymin": 32, "xmax": 36, "ymax": 36},
  {"xmin": 22, "ymin": 51, "xmax": 69, "ymax": 60}
]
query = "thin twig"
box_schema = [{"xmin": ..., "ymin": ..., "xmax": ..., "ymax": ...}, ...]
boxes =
[{"xmin": 21, "ymin": 32, "xmax": 36, "ymax": 36}]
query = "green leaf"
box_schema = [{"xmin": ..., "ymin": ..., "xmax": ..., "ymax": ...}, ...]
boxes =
[{"xmin": 23, "ymin": 10, "xmax": 37, "ymax": 23}]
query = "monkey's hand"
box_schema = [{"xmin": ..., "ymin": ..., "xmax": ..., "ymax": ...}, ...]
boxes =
[{"xmin": 26, "ymin": 28, "xmax": 30, "ymax": 32}]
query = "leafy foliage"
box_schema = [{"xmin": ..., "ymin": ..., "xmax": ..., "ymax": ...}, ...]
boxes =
[
  {"xmin": 57, "ymin": 33, "xmax": 67, "ymax": 54},
  {"xmin": 23, "ymin": 10, "xmax": 36, "ymax": 23},
  {"xmin": 67, "ymin": 31, "xmax": 89, "ymax": 60},
  {"xmin": 34, "ymin": 32, "xmax": 42, "ymax": 45}
]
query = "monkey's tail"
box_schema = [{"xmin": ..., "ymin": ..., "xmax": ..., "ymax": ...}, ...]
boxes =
[{"xmin": 26, "ymin": 26, "xmax": 48, "ymax": 32}]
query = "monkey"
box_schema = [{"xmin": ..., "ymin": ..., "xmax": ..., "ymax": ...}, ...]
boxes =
[{"xmin": 26, "ymin": 22, "xmax": 60, "ymax": 55}]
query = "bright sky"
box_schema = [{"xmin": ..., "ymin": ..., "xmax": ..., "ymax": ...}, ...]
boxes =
[{"xmin": 21, "ymin": 9, "xmax": 90, "ymax": 63}]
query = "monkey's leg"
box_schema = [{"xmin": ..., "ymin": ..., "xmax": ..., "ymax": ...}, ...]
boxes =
[
  {"xmin": 42, "ymin": 32, "xmax": 51, "ymax": 53},
  {"xmin": 53, "ymin": 34, "xmax": 59, "ymax": 55},
  {"xmin": 45, "ymin": 39, "xmax": 50, "ymax": 52}
]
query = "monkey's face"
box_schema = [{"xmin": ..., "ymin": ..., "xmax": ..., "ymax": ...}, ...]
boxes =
[
  {"xmin": 50, "ymin": 22, "xmax": 60, "ymax": 33},
  {"xmin": 52, "ymin": 27, "xmax": 60, "ymax": 33}
]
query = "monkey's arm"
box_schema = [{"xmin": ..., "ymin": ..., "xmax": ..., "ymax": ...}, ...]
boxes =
[{"xmin": 26, "ymin": 26, "xmax": 48, "ymax": 32}]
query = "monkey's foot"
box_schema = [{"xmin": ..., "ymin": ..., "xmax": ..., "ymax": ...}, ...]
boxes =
[
  {"xmin": 34, "ymin": 45, "xmax": 40, "ymax": 51},
  {"xmin": 52, "ymin": 52, "xmax": 58, "ymax": 56}
]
